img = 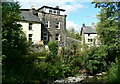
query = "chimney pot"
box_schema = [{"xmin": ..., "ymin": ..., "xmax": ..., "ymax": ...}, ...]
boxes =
[
  {"xmin": 31, "ymin": 5, "xmax": 34, "ymax": 9},
  {"xmin": 82, "ymin": 23, "xmax": 85, "ymax": 27},
  {"xmin": 92, "ymin": 22, "xmax": 95, "ymax": 27},
  {"xmin": 55, "ymin": 6, "xmax": 59, "ymax": 9}
]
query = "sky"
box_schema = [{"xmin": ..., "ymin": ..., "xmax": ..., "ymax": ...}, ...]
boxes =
[{"xmin": 15, "ymin": 0, "xmax": 100, "ymax": 32}]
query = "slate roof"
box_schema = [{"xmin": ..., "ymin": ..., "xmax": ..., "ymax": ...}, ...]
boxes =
[
  {"xmin": 82, "ymin": 26, "xmax": 97, "ymax": 34},
  {"xmin": 20, "ymin": 11, "xmax": 41, "ymax": 23}
]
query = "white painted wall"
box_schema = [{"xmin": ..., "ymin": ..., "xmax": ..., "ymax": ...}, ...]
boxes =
[
  {"xmin": 18, "ymin": 21, "xmax": 41, "ymax": 44},
  {"xmin": 43, "ymin": 8, "xmax": 65, "ymax": 15},
  {"xmin": 84, "ymin": 33, "xmax": 98, "ymax": 46}
]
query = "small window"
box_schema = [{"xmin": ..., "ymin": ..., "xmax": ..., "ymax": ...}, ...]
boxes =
[
  {"xmin": 88, "ymin": 39, "xmax": 93, "ymax": 42},
  {"xmin": 29, "ymin": 23, "xmax": 32, "ymax": 30},
  {"xmin": 56, "ymin": 34, "xmax": 60, "ymax": 41},
  {"xmin": 43, "ymin": 33, "xmax": 48, "ymax": 41},
  {"xmin": 55, "ymin": 21, "xmax": 60, "ymax": 29},
  {"xmin": 49, "ymin": 10, "xmax": 52, "ymax": 13},
  {"xmin": 53, "ymin": 10, "xmax": 56, "ymax": 14},
  {"xmin": 88, "ymin": 34, "xmax": 90, "ymax": 36},
  {"xmin": 45, "ymin": 20, "xmax": 50, "ymax": 28},
  {"xmin": 29, "ymin": 34, "xmax": 33, "ymax": 41},
  {"xmin": 57, "ymin": 10, "xmax": 60, "ymax": 15}
]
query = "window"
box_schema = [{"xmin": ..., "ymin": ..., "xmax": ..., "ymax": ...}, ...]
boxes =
[
  {"xmin": 45, "ymin": 20, "xmax": 50, "ymax": 28},
  {"xmin": 29, "ymin": 23, "xmax": 32, "ymax": 30},
  {"xmin": 53, "ymin": 10, "xmax": 56, "ymax": 14},
  {"xmin": 29, "ymin": 34, "xmax": 33, "ymax": 41},
  {"xmin": 43, "ymin": 33, "xmax": 48, "ymax": 41},
  {"xmin": 55, "ymin": 21, "xmax": 60, "ymax": 29},
  {"xmin": 57, "ymin": 10, "xmax": 60, "ymax": 15},
  {"xmin": 49, "ymin": 9, "xmax": 52, "ymax": 13},
  {"xmin": 88, "ymin": 39, "xmax": 93, "ymax": 42},
  {"xmin": 55, "ymin": 34, "xmax": 60, "ymax": 41}
]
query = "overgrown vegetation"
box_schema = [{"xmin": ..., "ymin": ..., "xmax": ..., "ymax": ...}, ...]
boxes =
[
  {"xmin": 2, "ymin": 1, "xmax": 120, "ymax": 84},
  {"xmin": 66, "ymin": 27, "xmax": 81, "ymax": 41}
]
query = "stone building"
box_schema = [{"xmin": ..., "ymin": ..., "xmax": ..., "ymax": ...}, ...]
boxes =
[
  {"xmin": 18, "ymin": 9, "xmax": 42, "ymax": 44},
  {"xmin": 37, "ymin": 6, "xmax": 67, "ymax": 45},
  {"xmin": 20, "ymin": 6, "xmax": 67, "ymax": 45},
  {"xmin": 80, "ymin": 22, "xmax": 98, "ymax": 47}
]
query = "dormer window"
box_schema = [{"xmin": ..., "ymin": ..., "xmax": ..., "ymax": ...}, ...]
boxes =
[
  {"xmin": 49, "ymin": 9, "xmax": 52, "ymax": 13},
  {"xmin": 53, "ymin": 10, "xmax": 56, "ymax": 14},
  {"xmin": 57, "ymin": 10, "xmax": 60, "ymax": 15}
]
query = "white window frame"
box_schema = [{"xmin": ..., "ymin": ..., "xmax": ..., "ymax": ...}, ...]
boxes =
[
  {"xmin": 55, "ymin": 22, "xmax": 60, "ymax": 29},
  {"xmin": 88, "ymin": 38, "xmax": 93, "ymax": 42},
  {"xmin": 49, "ymin": 9, "xmax": 52, "ymax": 13},
  {"xmin": 55, "ymin": 34, "xmax": 60, "ymax": 41},
  {"xmin": 57, "ymin": 10, "xmax": 60, "ymax": 15},
  {"xmin": 43, "ymin": 32, "xmax": 48, "ymax": 41},
  {"xmin": 45, "ymin": 21, "xmax": 50, "ymax": 28},
  {"xmin": 29, "ymin": 23, "xmax": 33, "ymax": 30},
  {"xmin": 53, "ymin": 10, "xmax": 56, "ymax": 14},
  {"xmin": 28, "ymin": 34, "xmax": 33, "ymax": 41}
]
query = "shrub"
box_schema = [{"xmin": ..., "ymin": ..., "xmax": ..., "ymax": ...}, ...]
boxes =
[
  {"xmin": 48, "ymin": 41, "xmax": 58, "ymax": 55},
  {"xmin": 105, "ymin": 59, "xmax": 120, "ymax": 83},
  {"xmin": 85, "ymin": 45, "xmax": 107, "ymax": 75}
]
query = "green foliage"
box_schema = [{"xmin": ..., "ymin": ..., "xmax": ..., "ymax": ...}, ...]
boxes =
[
  {"xmin": 75, "ymin": 33, "xmax": 81, "ymax": 40},
  {"xmin": 105, "ymin": 59, "xmax": 120, "ymax": 83},
  {"xmin": 66, "ymin": 28, "xmax": 81, "ymax": 41},
  {"xmin": 92, "ymin": 2, "xmax": 120, "ymax": 81},
  {"xmin": 85, "ymin": 46, "xmax": 107, "ymax": 75},
  {"xmin": 48, "ymin": 41, "xmax": 58, "ymax": 55},
  {"xmin": 2, "ymin": 2, "xmax": 31, "ymax": 83},
  {"xmin": 33, "ymin": 62, "xmax": 64, "ymax": 83},
  {"xmin": 93, "ymin": 2, "xmax": 120, "ymax": 62}
]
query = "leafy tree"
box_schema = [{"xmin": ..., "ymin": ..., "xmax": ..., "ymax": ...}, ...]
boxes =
[
  {"xmin": 92, "ymin": 2, "xmax": 120, "ymax": 63},
  {"xmin": 66, "ymin": 28, "xmax": 81, "ymax": 41},
  {"xmin": 92, "ymin": 1, "xmax": 120, "ymax": 80},
  {"xmin": 2, "ymin": 2, "xmax": 30, "ymax": 82},
  {"xmin": 75, "ymin": 33, "xmax": 81, "ymax": 40}
]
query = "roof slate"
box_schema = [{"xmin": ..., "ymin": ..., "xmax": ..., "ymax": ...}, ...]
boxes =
[
  {"xmin": 20, "ymin": 11, "xmax": 40, "ymax": 23},
  {"xmin": 83, "ymin": 26, "xmax": 97, "ymax": 34}
]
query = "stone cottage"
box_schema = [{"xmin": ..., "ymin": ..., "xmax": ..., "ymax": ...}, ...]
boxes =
[
  {"xmin": 19, "ymin": 6, "xmax": 67, "ymax": 45},
  {"xmin": 80, "ymin": 22, "xmax": 98, "ymax": 47}
]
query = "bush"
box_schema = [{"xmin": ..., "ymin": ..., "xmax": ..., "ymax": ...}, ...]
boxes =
[
  {"xmin": 105, "ymin": 59, "xmax": 120, "ymax": 83},
  {"xmin": 48, "ymin": 41, "xmax": 58, "ymax": 55},
  {"xmin": 85, "ymin": 45, "xmax": 107, "ymax": 75}
]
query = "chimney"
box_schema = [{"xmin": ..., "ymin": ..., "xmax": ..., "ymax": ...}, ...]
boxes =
[
  {"xmin": 55, "ymin": 6, "xmax": 59, "ymax": 9},
  {"xmin": 30, "ymin": 5, "xmax": 36, "ymax": 15},
  {"xmin": 31, "ymin": 5, "xmax": 35, "ymax": 9},
  {"xmin": 82, "ymin": 23, "xmax": 85, "ymax": 27},
  {"xmin": 92, "ymin": 22, "xmax": 95, "ymax": 28}
]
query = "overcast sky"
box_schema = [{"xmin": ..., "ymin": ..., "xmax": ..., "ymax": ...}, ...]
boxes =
[{"xmin": 15, "ymin": 0, "xmax": 100, "ymax": 32}]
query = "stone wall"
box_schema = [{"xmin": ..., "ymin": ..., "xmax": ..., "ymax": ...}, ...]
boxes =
[{"xmin": 38, "ymin": 12, "xmax": 67, "ymax": 45}]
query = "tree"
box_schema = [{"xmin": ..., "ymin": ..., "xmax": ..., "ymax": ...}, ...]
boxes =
[
  {"xmin": 2, "ymin": 2, "xmax": 30, "ymax": 82},
  {"xmin": 66, "ymin": 27, "xmax": 81, "ymax": 41},
  {"xmin": 92, "ymin": 1, "xmax": 120, "ymax": 81}
]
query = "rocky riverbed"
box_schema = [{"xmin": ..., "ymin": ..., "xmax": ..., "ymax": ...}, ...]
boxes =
[{"xmin": 54, "ymin": 72, "xmax": 107, "ymax": 84}]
